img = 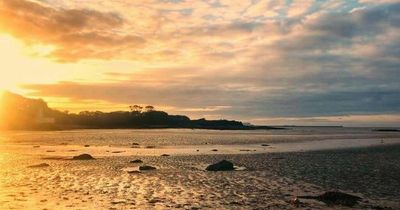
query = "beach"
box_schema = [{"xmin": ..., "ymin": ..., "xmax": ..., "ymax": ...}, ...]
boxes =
[{"xmin": 0, "ymin": 128, "xmax": 399, "ymax": 209}]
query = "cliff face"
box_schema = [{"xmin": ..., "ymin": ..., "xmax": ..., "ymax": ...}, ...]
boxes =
[{"xmin": 0, "ymin": 91, "xmax": 54, "ymax": 129}]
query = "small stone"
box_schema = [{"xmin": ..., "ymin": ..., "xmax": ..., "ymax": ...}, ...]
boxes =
[
  {"xmin": 290, "ymin": 197, "xmax": 301, "ymax": 207},
  {"xmin": 28, "ymin": 163, "xmax": 50, "ymax": 168},
  {"xmin": 111, "ymin": 199, "xmax": 126, "ymax": 205},
  {"xmin": 130, "ymin": 159, "xmax": 143, "ymax": 163},
  {"xmin": 139, "ymin": 165, "xmax": 157, "ymax": 171}
]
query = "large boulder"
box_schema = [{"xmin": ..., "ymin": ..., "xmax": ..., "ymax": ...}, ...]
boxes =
[
  {"xmin": 206, "ymin": 160, "xmax": 234, "ymax": 171},
  {"xmin": 72, "ymin": 154, "xmax": 95, "ymax": 160}
]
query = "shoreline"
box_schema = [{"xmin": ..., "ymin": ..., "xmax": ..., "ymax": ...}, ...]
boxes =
[{"xmin": 2, "ymin": 137, "xmax": 400, "ymax": 158}]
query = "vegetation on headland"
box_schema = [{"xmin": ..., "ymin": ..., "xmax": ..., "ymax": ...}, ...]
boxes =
[{"xmin": 0, "ymin": 91, "xmax": 282, "ymax": 131}]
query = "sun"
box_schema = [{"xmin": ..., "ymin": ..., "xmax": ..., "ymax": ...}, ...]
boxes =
[
  {"xmin": 0, "ymin": 34, "xmax": 68, "ymax": 93},
  {"xmin": 0, "ymin": 34, "xmax": 33, "ymax": 92}
]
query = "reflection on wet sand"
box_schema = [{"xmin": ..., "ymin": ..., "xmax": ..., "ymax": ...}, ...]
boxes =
[{"xmin": 0, "ymin": 129, "xmax": 400, "ymax": 209}]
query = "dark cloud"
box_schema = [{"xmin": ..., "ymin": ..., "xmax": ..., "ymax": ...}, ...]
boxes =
[
  {"xmin": 308, "ymin": 3, "xmax": 400, "ymax": 38},
  {"xmin": 266, "ymin": 2, "xmax": 400, "ymax": 59}
]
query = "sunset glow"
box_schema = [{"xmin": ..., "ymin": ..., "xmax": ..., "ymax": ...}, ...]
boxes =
[{"xmin": 0, "ymin": 0, "xmax": 399, "ymax": 126}]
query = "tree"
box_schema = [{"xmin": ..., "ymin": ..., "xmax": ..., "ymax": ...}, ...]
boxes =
[
  {"xmin": 129, "ymin": 105, "xmax": 143, "ymax": 113},
  {"xmin": 144, "ymin": 105, "xmax": 155, "ymax": 112}
]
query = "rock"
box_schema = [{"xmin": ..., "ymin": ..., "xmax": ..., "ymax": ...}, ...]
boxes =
[
  {"xmin": 139, "ymin": 165, "xmax": 157, "ymax": 171},
  {"xmin": 33, "ymin": 145, "xmax": 40, "ymax": 148},
  {"xmin": 72, "ymin": 154, "xmax": 95, "ymax": 160},
  {"xmin": 298, "ymin": 191, "xmax": 362, "ymax": 207},
  {"xmin": 211, "ymin": 149, "xmax": 218, "ymax": 152},
  {"xmin": 28, "ymin": 163, "xmax": 50, "ymax": 168},
  {"xmin": 206, "ymin": 160, "xmax": 234, "ymax": 171},
  {"xmin": 130, "ymin": 159, "xmax": 143, "ymax": 163},
  {"xmin": 148, "ymin": 198, "xmax": 163, "ymax": 203},
  {"xmin": 111, "ymin": 151, "xmax": 124, "ymax": 153},
  {"xmin": 46, "ymin": 150, "xmax": 55, "ymax": 152},
  {"xmin": 261, "ymin": 144, "xmax": 270, "ymax": 146},
  {"xmin": 290, "ymin": 197, "xmax": 302, "ymax": 207},
  {"xmin": 160, "ymin": 154, "xmax": 170, "ymax": 157},
  {"xmin": 131, "ymin": 143, "xmax": 140, "ymax": 148},
  {"xmin": 145, "ymin": 146, "xmax": 156, "ymax": 149},
  {"xmin": 111, "ymin": 199, "xmax": 126, "ymax": 204},
  {"xmin": 84, "ymin": 145, "xmax": 90, "ymax": 147}
]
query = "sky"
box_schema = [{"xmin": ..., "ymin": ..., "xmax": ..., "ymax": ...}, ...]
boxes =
[{"xmin": 0, "ymin": 0, "xmax": 399, "ymax": 126}]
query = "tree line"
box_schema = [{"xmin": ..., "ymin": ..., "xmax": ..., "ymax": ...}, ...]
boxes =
[{"xmin": 0, "ymin": 92, "xmax": 246, "ymax": 130}]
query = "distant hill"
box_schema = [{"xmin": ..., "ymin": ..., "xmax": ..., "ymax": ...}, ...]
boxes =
[{"xmin": 0, "ymin": 92, "xmax": 282, "ymax": 130}]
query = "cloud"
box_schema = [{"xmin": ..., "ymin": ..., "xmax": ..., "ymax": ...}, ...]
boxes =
[
  {"xmin": 0, "ymin": 0, "xmax": 145, "ymax": 62},
  {"xmin": 306, "ymin": 2, "xmax": 400, "ymax": 38},
  {"xmin": 4, "ymin": 0, "xmax": 400, "ymax": 125},
  {"xmin": 287, "ymin": 0, "xmax": 314, "ymax": 17}
]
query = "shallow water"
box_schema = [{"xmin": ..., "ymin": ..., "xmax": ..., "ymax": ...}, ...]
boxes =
[{"xmin": 1, "ymin": 127, "xmax": 399, "ymax": 147}]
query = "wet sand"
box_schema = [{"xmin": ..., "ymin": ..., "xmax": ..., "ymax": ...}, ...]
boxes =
[
  {"xmin": 2, "ymin": 137, "xmax": 400, "ymax": 158},
  {"xmin": 1, "ymin": 129, "xmax": 400, "ymax": 209}
]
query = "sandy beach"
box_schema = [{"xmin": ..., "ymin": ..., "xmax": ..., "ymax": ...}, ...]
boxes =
[{"xmin": 1, "ymin": 128, "xmax": 400, "ymax": 209}]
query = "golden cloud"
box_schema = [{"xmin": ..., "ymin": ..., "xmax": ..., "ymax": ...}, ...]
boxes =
[{"xmin": 0, "ymin": 0, "xmax": 145, "ymax": 62}]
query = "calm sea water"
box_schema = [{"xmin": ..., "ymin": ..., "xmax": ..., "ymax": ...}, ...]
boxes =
[{"xmin": 1, "ymin": 127, "xmax": 399, "ymax": 147}]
